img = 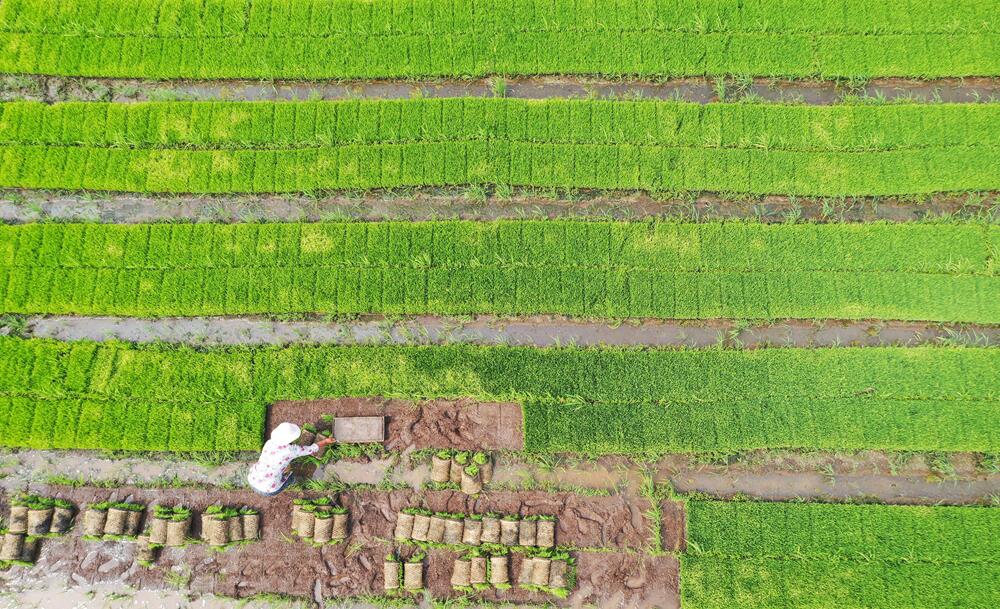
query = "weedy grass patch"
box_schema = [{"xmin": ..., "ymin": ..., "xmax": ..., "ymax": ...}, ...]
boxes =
[
  {"xmin": 0, "ymin": 337, "xmax": 996, "ymax": 453},
  {"xmin": 681, "ymin": 500, "xmax": 1000, "ymax": 609},
  {"xmin": 0, "ymin": 0, "xmax": 998, "ymax": 79},
  {"xmin": 1, "ymin": 220, "xmax": 996, "ymax": 322},
  {"xmin": 2, "ymin": 99, "xmax": 1000, "ymax": 195}
]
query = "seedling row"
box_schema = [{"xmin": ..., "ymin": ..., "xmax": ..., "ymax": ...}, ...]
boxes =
[
  {"xmin": 2, "ymin": 220, "xmax": 994, "ymax": 322},
  {"xmin": 3, "ymin": 99, "xmax": 1000, "ymax": 195},
  {"xmin": 1, "ymin": 0, "xmax": 998, "ymax": 79},
  {"xmin": 1, "ymin": 337, "xmax": 995, "ymax": 453}
]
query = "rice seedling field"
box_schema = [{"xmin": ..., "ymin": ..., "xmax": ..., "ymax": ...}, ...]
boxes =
[
  {"xmin": 1, "ymin": 0, "xmax": 999, "ymax": 80},
  {"xmin": 0, "ymin": 1, "xmax": 996, "ymax": 608},
  {"xmin": 682, "ymin": 501, "xmax": 1000, "ymax": 609},
  {"xmin": 3, "ymin": 99, "xmax": 1000, "ymax": 195}
]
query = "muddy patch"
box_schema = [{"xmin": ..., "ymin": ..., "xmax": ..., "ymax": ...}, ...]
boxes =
[
  {"xmin": 268, "ymin": 398, "xmax": 524, "ymax": 452},
  {"xmin": 0, "ymin": 484, "xmax": 681, "ymax": 607}
]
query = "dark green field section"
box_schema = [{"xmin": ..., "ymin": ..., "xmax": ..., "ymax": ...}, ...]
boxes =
[
  {"xmin": 682, "ymin": 501, "xmax": 1000, "ymax": 609},
  {"xmin": 2, "ymin": 99, "xmax": 1000, "ymax": 195},
  {"xmin": 2, "ymin": 220, "xmax": 997, "ymax": 322},
  {"xmin": 1, "ymin": 0, "xmax": 998, "ymax": 79},
  {"xmin": 0, "ymin": 337, "xmax": 996, "ymax": 453}
]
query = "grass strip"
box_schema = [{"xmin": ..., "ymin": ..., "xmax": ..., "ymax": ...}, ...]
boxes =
[
  {"xmin": 1, "ymin": 220, "xmax": 996, "ymax": 322},
  {"xmin": 0, "ymin": 0, "xmax": 998, "ymax": 79},
  {"xmin": 682, "ymin": 500, "xmax": 1000, "ymax": 609},
  {"xmin": 0, "ymin": 337, "xmax": 996, "ymax": 453},
  {"xmin": 3, "ymin": 99, "xmax": 1000, "ymax": 195}
]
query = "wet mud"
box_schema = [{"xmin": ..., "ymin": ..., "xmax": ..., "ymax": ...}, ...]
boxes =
[{"xmin": 268, "ymin": 398, "xmax": 525, "ymax": 452}]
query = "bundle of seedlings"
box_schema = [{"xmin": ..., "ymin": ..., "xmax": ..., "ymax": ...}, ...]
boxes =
[
  {"xmin": 462, "ymin": 513, "xmax": 483, "ymax": 546},
  {"xmin": 461, "ymin": 464, "xmax": 484, "ymax": 495},
  {"xmin": 0, "ymin": 532, "xmax": 26, "ymax": 563},
  {"xmin": 449, "ymin": 451, "xmax": 470, "ymax": 484},
  {"xmin": 407, "ymin": 508, "xmax": 432, "ymax": 542},
  {"xmin": 296, "ymin": 423, "xmax": 317, "ymax": 447},
  {"xmin": 426, "ymin": 512, "xmax": 448, "ymax": 543},
  {"xmin": 489, "ymin": 549, "xmax": 511, "ymax": 588},
  {"xmin": 430, "ymin": 449, "xmax": 454, "ymax": 484},
  {"xmin": 403, "ymin": 553, "xmax": 425, "ymax": 591},
  {"xmin": 135, "ymin": 535, "xmax": 158, "ymax": 566},
  {"xmin": 442, "ymin": 513, "xmax": 465, "ymax": 545},
  {"xmin": 239, "ymin": 507, "xmax": 261, "ymax": 540},
  {"xmin": 149, "ymin": 505, "xmax": 192, "ymax": 547},
  {"xmin": 383, "ymin": 553, "xmax": 401, "ymax": 591},
  {"xmin": 480, "ymin": 513, "xmax": 502, "ymax": 544},
  {"xmin": 499, "ymin": 514, "xmax": 520, "ymax": 545},
  {"xmin": 472, "ymin": 452, "xmax": 493, "ymax": 484}
]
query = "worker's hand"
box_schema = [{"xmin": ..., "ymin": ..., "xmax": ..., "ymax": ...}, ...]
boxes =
[{"xmin": 317, "ymin": 437, "xmax": 337, "ymax": 448}]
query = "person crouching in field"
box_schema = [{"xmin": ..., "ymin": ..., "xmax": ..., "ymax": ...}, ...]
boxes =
[{"xmin": 248, "ymin": 422, "xmax": 336, "ymax": 496}]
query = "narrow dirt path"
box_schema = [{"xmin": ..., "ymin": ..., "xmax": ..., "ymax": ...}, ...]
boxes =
[
  {"xmin": 18, "ymin": 315, "xmax": 997, "ymax": 348},
  {"xmin": 9, "ymin": 75, "xmax": 1000, "ymax": 105},
  {"xmin": 3, "ymin": 191, "xmax": 995, "ymax": 224}
]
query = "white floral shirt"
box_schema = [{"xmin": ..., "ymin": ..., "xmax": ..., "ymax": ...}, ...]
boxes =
[{"xmin": 248, "ymin": 440, "xmax": 319, "ymax": 493}]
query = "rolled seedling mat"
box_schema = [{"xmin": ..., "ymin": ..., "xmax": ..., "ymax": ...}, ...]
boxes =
[
  {"xmin": 384, "ymin": 560, "xmax": 400, "ymax": 590},
  {"xmin": 227, "ymin": 515, "xmax": 243, "ymax": 542},
  {"xmin": 449, "ymin": 459, "xmax": 463, "ymax": 484},
  {"xmin": 205, "ymin": 517, "xmax": 229, "ymax": 546},
  {"xmin": 312, "ymin": 515, "xmax": 334, "ymax": 544},
  {"xmin": 536, "ymin": 520, "xmax": 556, "ymax": 548},
  {"xmin": 241, "ymin": 513, "xmax": 260, "ymax": 540},
  {"xmin": 331, "ymin": 513, "xmax": 349, "ymax": 540},
  {"xmin": 8, "ymin": 506, "xmax": 28, "ymax": 534},
  {"xmin": 531, "ymin": 558, "xmax": 552, "ymax": 586},
  {"xmin": 518, "ymin": 520, "xmax": 538, "ymax": 547},
  {"xmin": 83, "ymin": 509, "xmax": 107, "ymax": 537},
  {"xmin": 125, "ymin": 509, "xmax": 143, "ymax": 536},
  {"xmin": 442, "ymin": 518, "xmax": 464, "ymax": 545},
  {"xmin": 0, "ymin": 533, "xmax": 24, "ymax": 561},
  {"xmin": 517, "ymin": 557, "xmax": 536, "ymax": 585},
  {"xmin": 451, "ymin": 558, "xmax": 472, "ymax": 587},
  {"xmin": 403, "ymin": 561, "xmax": 423, "ymax": 590},
  {"xmin": 470, "ymin": 556, "xmax": 487, "ymax": 585},
  {"xmin": 481, "ymin": 517, "xmax": 501, "ymax": 544},
  {"xmin": 431, "ymin": 456, "xmax": 452, "ymax": 483},
  {"xmin": 290, "ymin": 505, "xmax": 304, "ymax": 533},
  {"xmin": 50, "ymin": 506, "xmax": 75, "ymax": 534},
  {"xmin": 19, "ymin": 536, "xmax": 39, "ymax": 563},
  {"xmin": 500, "ymin": 519, "xmax": 519, "ymax": 545},
  {"xmin": 411, "ymin": 514, "xmax": 431, "ymax": 541},
  {"xmin": 549, "ymin": 559, "xmax": 568, "ymax": 589},
  {"xmin": 165, "ymin": 518, "xmax": 190, "ymax": 547},
  {"xmin": 149, "ymin": 517, "xmax": 169, "ymax": 545},
  {"xmin": 394, "ymin": 512, "xmax": 415, "ymax": 540},
  {"xmin": 137, "ymin": 535, "xmax": 157, "ymax": 564},
  {"xmin": 298, "ymin": 430, "xmax": 316, "ymax": 446},
  {"xmin": 461, "ymin": 469, "xmax": 483, "ymax": 495},
  {"xmin": 26, "ymin": 507, "xmax": 53, "ymax": 535},
  {"xmin": 462, "ymin": 519, "xmax": 482, "ymax": 546},
  {"xmin": 489, "ymin": 555, "xmax": 510, "ymax": 585},
  {"xmin": 427, "ymin": 516, "xmax": 447, "ymax": 543},
  {"xmin": 295, "ymin": 511, "xmax": 316, "ymax": 538},
  {"xmin": 104, "ymin": 508, "xmax": 129, "ymax": 536},
  {"xmin": 479, "ymin": 458, "xmax": 494, "ymax": 484},
  {"xmin": 200, "ymin": 513, "xmax": 213, "ymax": 538}
]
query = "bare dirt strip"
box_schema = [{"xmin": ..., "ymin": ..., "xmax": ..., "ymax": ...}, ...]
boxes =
[
  {"xmin": 2, "ymin": 191, "xmax": 995, "ymax": 225},
  {"xmin": 18, "ymin": 316, "xmax": 998, "ymax": 349},
  {"xmin": 0, "ymin": 485, "xmax": 681, "ymax": 608},
  {"xmin": 7, "ymin": 75, "xmax": 1000, "ymax": 105},
  {"xmin": 268, "ymin": 398, "xmax": 525, "ymax": 452}
]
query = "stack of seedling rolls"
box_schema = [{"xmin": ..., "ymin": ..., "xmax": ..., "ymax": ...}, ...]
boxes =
[
  {"xmin": 451, "ymin": 548, "xmax": 511, "ymax": 591},
  {"xmin": 291, "ymin": 497, "xmax": 349, "ymax": 544},
  {"xmin": 517, "ymin": 551, "xmax": 574, "ymax": 596},
  {"xmin": 429, "ymin": 451, "xmax": 493, "ymax": 494},
  {"xmin": 82, "ymin": 501, "xmax": 145, "ymax": 538},
  {"xmin": 1, "ymin": 495, "xmax": 76, "ymax": 565},
  {"xmin": 200, "ymin": 505, "xmax": 261, "ymax": 547},
  {"xmin": 395, "ymin": 509, "xmax": 556, "ymax": 548},
  {"xmin": 147, "ymin": 505, "xmax": 192, "ymax": 547},
  {"xmin": 383, "ymin": 552, "xmax": 426, "ymax": 592}
]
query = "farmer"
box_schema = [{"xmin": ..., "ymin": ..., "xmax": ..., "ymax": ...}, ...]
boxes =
[{"xmin": 248, "ymin": 422, "xmax": 336, "ymax": 496}]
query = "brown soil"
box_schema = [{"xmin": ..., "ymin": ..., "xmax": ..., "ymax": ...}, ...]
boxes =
[
  {"xmin": 268, "ymin": 398, "xmax": 525, "ymax": 451},
  {"xmin": 0, "ymin": 484, "xmax": 680, "ymax": 606}
]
